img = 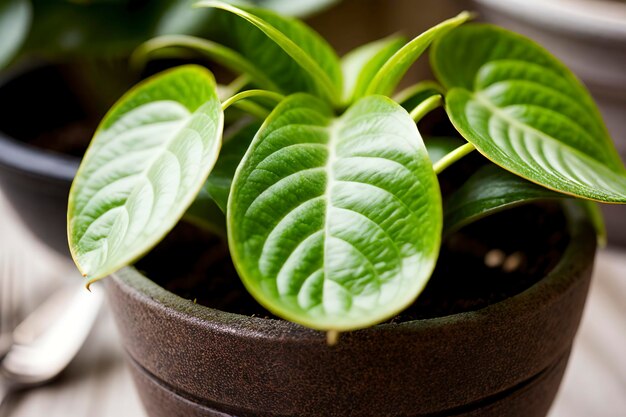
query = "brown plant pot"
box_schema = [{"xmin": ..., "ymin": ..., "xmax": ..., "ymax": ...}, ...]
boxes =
[{"xmin": 105, "ymin": 204, "xmax": 596, "ymax": 417}]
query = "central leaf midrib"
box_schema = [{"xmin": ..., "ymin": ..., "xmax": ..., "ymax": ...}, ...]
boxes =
[{"xmin": 321, "ymin": 119, "xmax": 340, "ymax": 312}]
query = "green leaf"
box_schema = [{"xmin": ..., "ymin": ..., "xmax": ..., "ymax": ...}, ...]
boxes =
[
  {"xmin": 365, "ymin": 12, "xmax": 471, "ymax": 97},
  {"xmin": 228, "ymin": 94, "xmax": 442, "ymax": 331},
  {"xmin": 205, "ymin": 121, "xmax": 261, "ymax": 212},
  {"xmin": 432, "ymin": 24, "xmax": 626, "ymax": 203},
  {"xmin": 196, "ymin": 0, "xmax": 342, "ymax": 104},
  {"xmin": 68, "ymin": 66, "xmax": 224, "ymax": 281},
  {"xmin": 0, "ymin": 0, "xmax": 31, "ymax": 68},
  {"xmin": 340, "ymin": 35, "xmax": 406, "ymax": 104},
  {"xmin": 443, "ymin": 164, "xmax": 564, "ymax": 234},
  {"xmin": 424, "ymin": 136, "xmax": 466, "ymax": 164},
  {"xmin": 133, "ymin": 35, "xmax": 280, "ymax": 92}
]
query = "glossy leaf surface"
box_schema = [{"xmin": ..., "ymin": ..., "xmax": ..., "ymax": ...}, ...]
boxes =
[
  {"xmin": 366, "ymin": 12, "xmax": 470, "ymax": 97},
  {"xmin": 432, "ymin": 24, "xmax": 626, "ymax": 203},
  {"xmin": 443, "ymin": 164, "xmax": 563, "ymax": 234},
  {"xmin": 68, "ymin": 66, "xmax": 224, "ymax": 281},
  {"xmin": 228, "ymin": 94, "xmax": 442, "ymax": 330},
  {"xmin": 198, "ymin": 1, "xmax": 342, "ymax": 104}
]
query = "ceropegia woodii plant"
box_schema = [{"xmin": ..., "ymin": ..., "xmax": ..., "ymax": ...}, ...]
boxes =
[{"xmin": 68, "ymin": 1, "xmax": 625, "ymax": 333}]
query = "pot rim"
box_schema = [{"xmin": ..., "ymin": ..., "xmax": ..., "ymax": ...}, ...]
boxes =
[
  {"xmin": 0, "ymin": 63, "xmax": 80, "ymax": 184},
  {"xmin": 0, "ymin": 132, "xmax": 79, "ymax": 183},
  {"xmin": 110, "ymin": 202, "xmax": 596, "ymax": 341},
  {"xmin": 474, "ymin": 0, "xmax": 626, "ymax": 41}
]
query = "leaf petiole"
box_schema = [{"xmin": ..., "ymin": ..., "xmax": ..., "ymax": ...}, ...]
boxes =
[
  {"xmin": 409, "ymin": 94, "xmax": 442, "ymax": 122},
  {"xmin": 221, "ymin": 89, "xmax": 285, "ymax": 111},
  {"xmin": 433, "ymin": 142, "xmax": 475, "ymax": 174}
]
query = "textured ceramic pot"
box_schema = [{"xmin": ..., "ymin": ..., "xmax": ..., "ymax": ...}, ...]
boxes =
[
  {"xmin": 106, "ymin": 205, "xmax": 596, "ymax": 417},
  {"xmin": 472, "ymin": 0, "xmax": 626, "ymax": 246},
  {"xmin": 0, "ymin": 65, "xmax": 80, "ymax": 257}
]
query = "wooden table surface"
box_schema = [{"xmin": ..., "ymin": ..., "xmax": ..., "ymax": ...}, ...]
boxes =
[{"xmin": 0, "ymin": 189, "xmax": 624, "ymax": 417}]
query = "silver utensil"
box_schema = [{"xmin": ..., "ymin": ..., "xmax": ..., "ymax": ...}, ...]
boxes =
[{"xmin": 0, "ymin": 283, "xmax": 104, "ymax": 408}]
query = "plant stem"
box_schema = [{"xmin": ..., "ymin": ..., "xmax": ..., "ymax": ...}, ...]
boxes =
[
  {"xmin": 433, "ymin": 142, "xmax": 476, "ymax": 174},
  {"xmin": 221, "ymin": 89, "xmax": 285, "ymax": 111},
  {"xmin": 326, "ymin": 330, "xmax": 340, "ymax": 346},
  {"xmin": 409, "ymin": 95, "xmax": 442, "ymax": 122}
]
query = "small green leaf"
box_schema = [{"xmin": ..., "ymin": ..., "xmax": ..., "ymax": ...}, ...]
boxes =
[
  {"xmin": 443, "ymin": 164, "xmax": 564, "ymax": 234},
  {"xmin": 197, "ymin": 0, "xmax": 342, "ymax": 104},
  {"xmin": 228, "ymin": 94, "xmax": 442, "ymax": 331},
  {"xmin": 425, "ymin": 136, "xmax": 466, "ymax": 164},
  {"xmin": 205, "ymin": 121, "xmax": 261, "ymax": 212},
  {"xmin": 0, "ymin": 0, "xmax": 31, "ymax": 68},
  {"xmin": 340, "ymin": 35, "xmax": 406, "ymax": 104},
  {"xmin": 68, "ymin": 66, "xmax": 224, "ymax": 281},
  {"xmin": 133, "ymin": 35, "xmax": 280, "ymax": 92},
  {"xmin": 432, "ymin": 24, "xmax": 626, "ymax": 203},
  {"xmin": 366, "ymin": 12, "xmax": 471, "ymax": 97},
  {"xmin": 184, "ymin": 191, "xmax": 226, "ymax": 237}
]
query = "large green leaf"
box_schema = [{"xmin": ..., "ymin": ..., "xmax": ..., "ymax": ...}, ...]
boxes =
[
  {"xmin": 0, "ymin": 0, "xmax": 31, "ymax": 68},
  {"xmin": 340, "ymin": 35, "xmax": 406, "ymax": 104},
  {"xmin": 432, "ymin": 24, "xmax": 626, "ymax": 203},
  {"xmin": 197, "ymin": 1, "xmax": 342, "ymax": 104},
  {"xmin": 68, "ymin": 66, "xmax": 224, "ymax": 282},
  {"xmin": 365, "ymin": 12, "xmax": 471, "ymax": 97},
  {"xmin": 443, "ymin": 164, "xmax": 564, "ymax": 234},
  {"xmin": 228, "ymin": 94, "xmax": 442, "ymax": 331}
]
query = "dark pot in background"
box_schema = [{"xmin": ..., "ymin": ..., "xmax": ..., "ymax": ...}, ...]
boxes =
[
  {"xmin": 473, "ymin": 0, "xmax": 626, "ymax": 246},
  {"xmin": 0, "ymin": 65, "xmax": 83, "ymax": 257},
  {"xmin": 106, "ymin": 205, "xmax": 596, "ymax": 417}
]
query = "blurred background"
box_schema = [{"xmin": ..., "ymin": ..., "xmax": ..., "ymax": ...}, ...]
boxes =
[{"xmin": 0, "ymin": 0, "xmax": 624, "ymax": 416}]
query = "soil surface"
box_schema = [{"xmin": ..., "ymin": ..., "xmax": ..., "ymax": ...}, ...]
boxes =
[{"xmin": 137, "ymin": 202, "xmax": 569, "ymax": 322}]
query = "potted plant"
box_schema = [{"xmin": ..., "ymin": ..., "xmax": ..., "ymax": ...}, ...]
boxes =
[
  {"xmin": 66, "ymin": 2, "xmax": 624, "ymax": 416},
  {"xmin": 0, "ymin": 0, "xmax": 341, "ymax": 258}
]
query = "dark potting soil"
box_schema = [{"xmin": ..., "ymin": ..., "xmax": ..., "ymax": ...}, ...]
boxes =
[{"xmin": 137, "ymin": 202, "xmax": 569, "ymax": 323}]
